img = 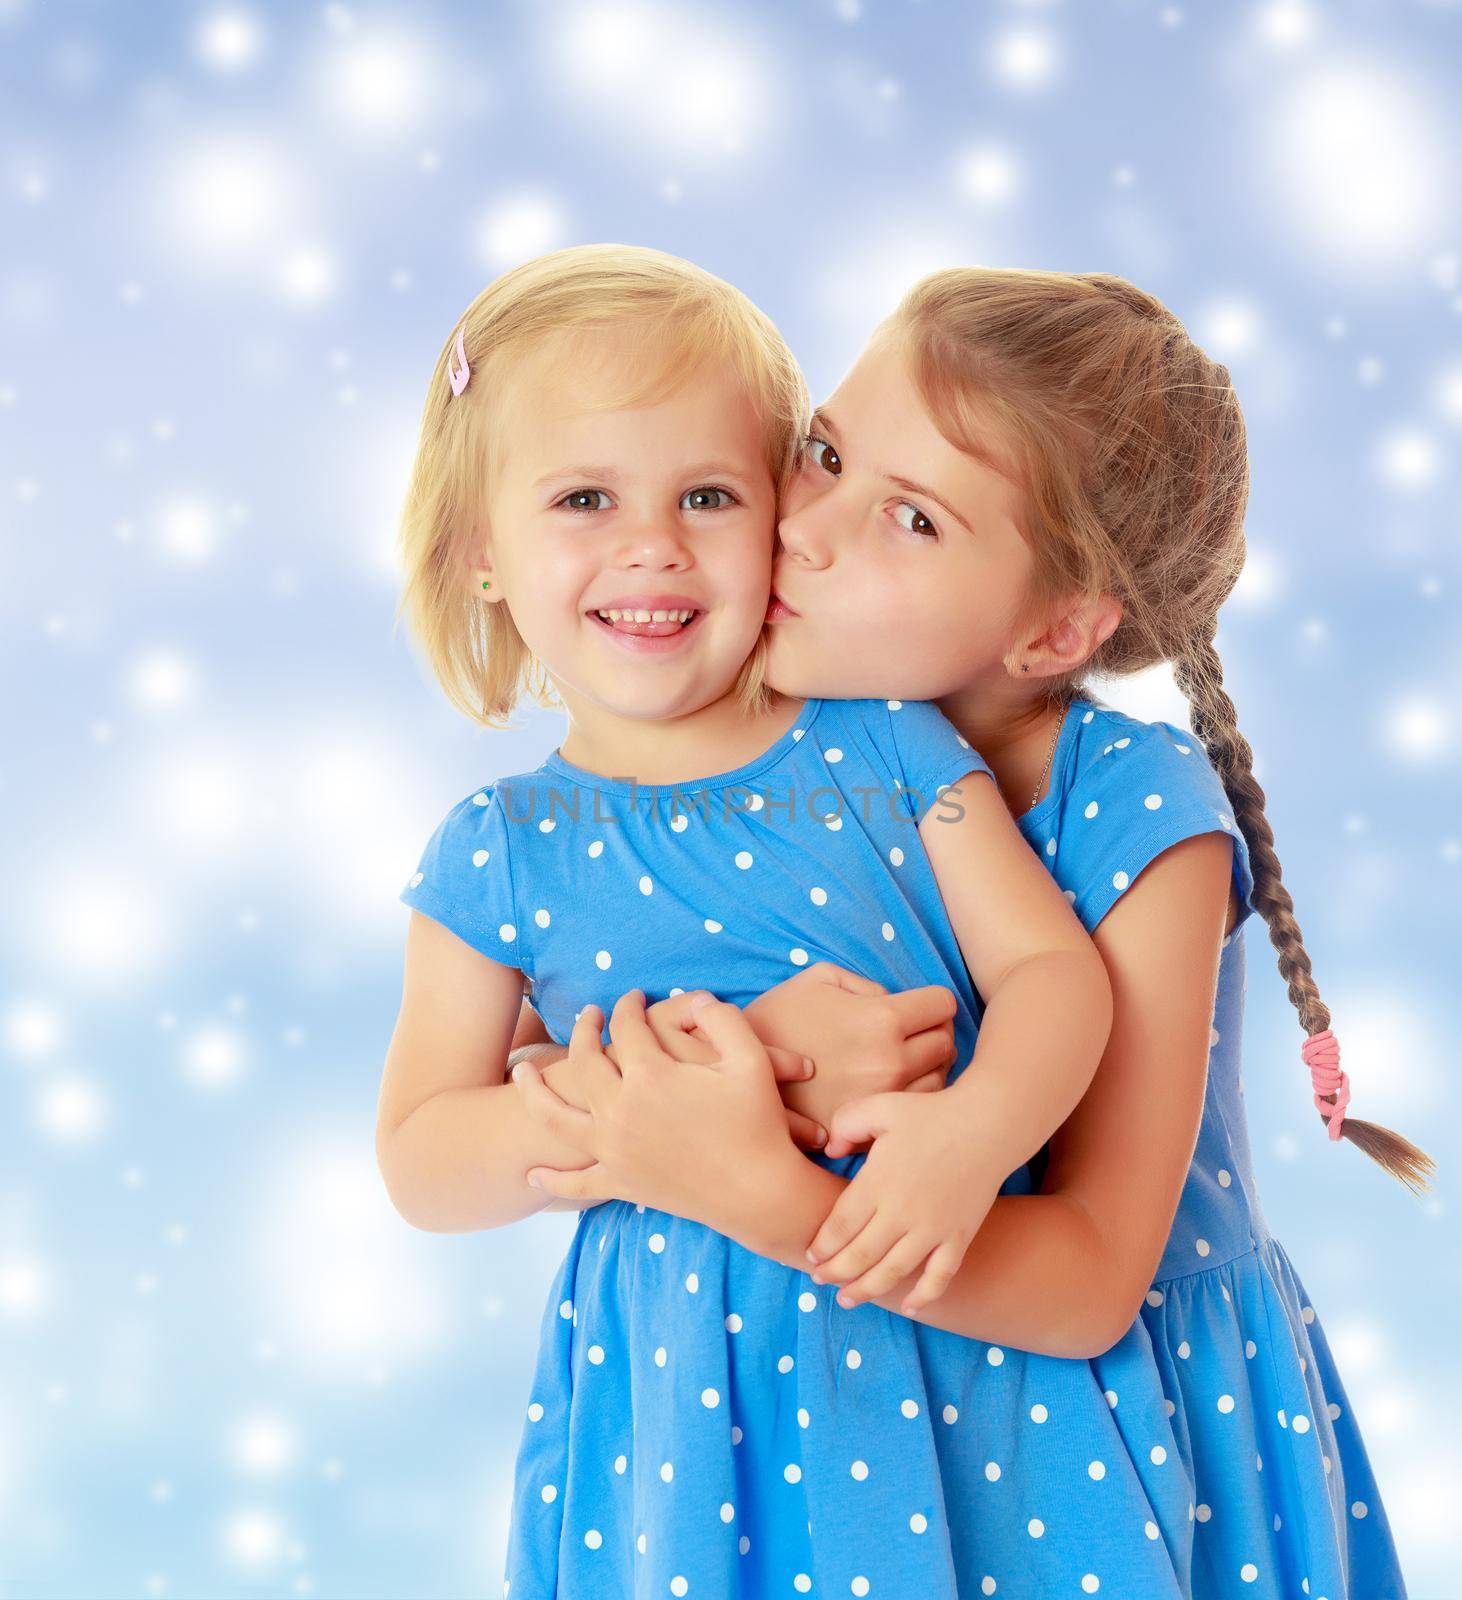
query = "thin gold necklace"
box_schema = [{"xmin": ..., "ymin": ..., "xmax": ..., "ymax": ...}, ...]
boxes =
[{"xmin": 1030, "ymin": 705, "xmax": 1066, "ymax": 810}]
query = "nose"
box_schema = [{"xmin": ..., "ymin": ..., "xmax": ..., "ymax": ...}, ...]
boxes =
[
  {"xmin": 776, "ymin": 496, "xmax": 832, "ymax": 571},
  {"xmin": 610, "ymin": 516, "xmax": 693, "ymax": 571}
]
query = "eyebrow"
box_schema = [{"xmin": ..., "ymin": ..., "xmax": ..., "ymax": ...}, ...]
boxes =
[
  {"xmin": 811, "ymin": 407, "xmax": 977, "ymax": 539},
  {"xmin": 532, "ymin": 462, "xmax": 754, "ymax": 490}
]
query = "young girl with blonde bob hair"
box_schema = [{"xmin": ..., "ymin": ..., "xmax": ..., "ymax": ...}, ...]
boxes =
[
  {"xmin": 382, "ymin": 245, "xmax": 1134, "ymax": 1596},
  {"xmin": 513, "ymin": 264, "xmax": 1432, "ymax": 1598}
]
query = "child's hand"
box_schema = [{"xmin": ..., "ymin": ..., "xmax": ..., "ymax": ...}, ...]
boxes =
[
  {"xmin": 514, "ymin": 991, "xmax": 808, "ymax": 1235},
  {"xmin": 805, "ymin": 1089, "xmax": 1003, "ymax": 1319},
  {"xmin": 635, "ymin": 991, "xmax": 828, "ymax": 1153},
  {"xmin": 744, "ymin": 962, "xmax": 958, "ymax": 1138}
]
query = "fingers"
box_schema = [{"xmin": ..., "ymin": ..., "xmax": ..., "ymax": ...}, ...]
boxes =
[
  {"xmin": 902, "ymin": 1024, "xmax": 958, "ymax": 1080},
  {"xmin": 830, "ymin": 1230, "xmax": 935, "ymax": 1310},
  {"xmin": 888, "ymin": 983, "xmax": 959, "ymax": 1034},
  {"xmin": 811, "ymin": 1213, "xmax": 911, "ymax": 1304},
  {"xmin": 766, "ymin": 1044, "xmax": 816, "ymax": 1083},
  {"xmin": 644, "ymin": 990, "xmax": 718, "ymax": 1061},
  {"xmin": 606, "ymin": 989, "xmax": 672, "ymax": 1076},
  {"xmin": 804, "ymin": 1179, "xmax": 877, "ymax": 1267},
  {"xmin": 523, "ymin": 1159, "xmax": 611, "ymax": 1200},
  {"xmin": 899, "ymin": 1238, "xmax": 966, "ymax": 1319},
  {"xmin": 784, "ymin": 1107, "xmax": 829, "ymax": 1150},
  {"xmin": 684, "ymin": 994, "xmax": 766, "ymax": 1067},
  {"xmin": 510, "ymin": 1058, "xmax": 594, "ymax": 1145},
  {"xmin": 903, "ymin": 1068, "xmax": 946, "ymax": 1094}
]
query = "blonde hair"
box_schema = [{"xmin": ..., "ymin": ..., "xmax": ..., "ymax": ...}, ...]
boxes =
[
  {"xmin": 394, "ymin": 243, "xmax": 809, "ymax": 729},
  {"xmin": 889, "ymin": 266, "xmax": 1433, "ymax": 1193}
]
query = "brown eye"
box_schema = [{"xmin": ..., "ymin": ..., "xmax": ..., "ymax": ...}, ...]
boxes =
[
  {"xmin": 559, "ymin": 490, "xmax": 611, "ymax": 512},
  {"xmin": 805, "ymin": 436, "xmax": 841, "ymax": 477},
  {"xmin": 892, "ymin": 502, "xmax": 938, "ymax": 538}
]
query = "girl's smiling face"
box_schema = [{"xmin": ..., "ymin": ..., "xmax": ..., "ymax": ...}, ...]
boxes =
[
  {"xmin": 766, "ymin": 329, "xmax": 1039, "ymax": 702},
  {"xmin": 479, "ymin": 325, "xmax": 779, "ymax": 731}
]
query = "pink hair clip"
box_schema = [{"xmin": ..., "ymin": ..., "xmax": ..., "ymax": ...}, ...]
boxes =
[
  {"xmin": 448, "ymin": 323, "xmax": 471, "ymax": 396},
  {"xmin": 1301, "ymin": 1027, "xmax": 1350, "ymax": 1140}
]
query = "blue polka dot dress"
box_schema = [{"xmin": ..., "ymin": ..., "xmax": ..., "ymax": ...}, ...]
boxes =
[
  {"xmin": 1001, "ymin": 694, "xmax": 1407, "ymax": 1600},
  {"xmin": 399, "ymin": 694, "xmax": 1406, "ymax": 1598}
]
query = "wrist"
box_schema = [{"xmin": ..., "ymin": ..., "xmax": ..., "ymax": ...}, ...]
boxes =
[
  {"xmin": 719, "ymin": 1143, "xmax": 845, "ymax": 1269},
  {"xmin": 941, "ymin": 1070, "xmax": 1034, "ymax": 1170}
]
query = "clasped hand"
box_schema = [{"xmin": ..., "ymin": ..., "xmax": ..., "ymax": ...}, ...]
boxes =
[{"xmin": 514, "ymin": 988, "xmax": 801, "ymax": 1234}]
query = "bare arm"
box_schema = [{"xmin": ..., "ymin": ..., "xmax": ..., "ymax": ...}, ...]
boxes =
[
  {"xmin": 915, "ymin": 770, "xmax": 1113, "ymax": 1172},
  {"xmin": 721, "ymin": 832, "xmax": 1235, "ymax": 1358},
  {"xmin": 375, "ymin": 911, "xmax": 599, "ymax": 1233}
]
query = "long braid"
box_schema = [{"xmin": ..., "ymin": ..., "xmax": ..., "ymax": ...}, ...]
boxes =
[{"xmin": 1174, "ymin": 629, "xmax": 1435, "ymax": 1194}]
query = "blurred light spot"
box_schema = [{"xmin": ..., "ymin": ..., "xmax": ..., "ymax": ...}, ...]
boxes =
[
  {"xmin": 548, "ymin": 3, "xmax": 774, "ymax": 160},
  {"xmin": 230, "ymin": 1413, "xmax": 299, "ymax": 1475},
  {"xmin": 0, "ymin": 1256, "xmax": 49, "ymax": 1319},
  {"xmin": 126, "ymin": 648, "xmax": 200, "ymax": 712},
  {"xmin": 1266, "ymin": 63, "xmax": 1453, "ymax": 273},
  {"xmin": 196, "ymin": 10, "xmax": 264, "ymax": 72},
  {"xmin": 1357, "ymin": 355, "xmax": 1384, "ymax": 385},
  {"xmin": 35, "ymin": 874, "xmax": 169, "ymax": 984},
  {"xmin": 1430, "ymin": 252, "xmax": 1460, "ymax": 291},
  {"xmin": 1385, "ymin": 1455, "xmax": 1462, "ymax": 1563},
  {"xmin": 1254, "ymin": 0, "xmax": 1320, "ymax": 48},
  {"xmin": 1325, "ymin": 1316, "xmax": 1384, "ymax": 1376},
  {"xmin": 1085, "ymin": 661, "xmax": 1191, "ymax": 729},
  {"xmin": 476, "ymin": 192, "xmax": 567, "ymax": 269},
  {"xmin": 162, "ymin": 137, "xmax": 300, "ymax": 265},
  {"xmin": 222, "ymin": 1507, "xmax": 286, "ymax": 1568},
  {"xmin": 35, "ymin": 1076, "xmax": 107, "ymax": 1145},
  {"xmin": 260, "ymin": 1142, "xmax": 448, "ymax": 1363},
  {"xmin": 275, "ymin": 245, "xmax": 341, "ymax": 306},
  {"xmin": 154, "ymin": 495, "xmax": 220, "ymax": 564},
  {"xmin": 954, "ymin": 145, "xmax": 1021, "ymax": 205},
  {"xmin": 1433, "ymin": 363, "xmax": 1462, "ymax": 425},
  {"xmin": 1324, "ymin": 981, "xmax": 1437, "ymax": 1126},
  {"xmin": 1198, "ymin": 296, "xmax": 1262, "ymax": 359},
  {"xmin": 1231, "ymin": 543, "xmax": 1282, "ymax": 606},
  {"xmin": 323, "ymin": 28, "xmax": 428, "ymax": 135},
  {"xmin": 989, "ymin": 26, "xmax": 1061, "ymax": 90},
  {"xmin": 813, "ymin": 227, "xmax": 975, "ymax": 335},
  {"xmin": 1384, "ymin": 693, "xmax": 1449, "ymax": 760},
  {"xmin": 182, "ymin": 1027, "xmax": 247, "ymax": 1091},
  {"xmin": 3, "ymin": 1002, "xmax": 63, "ymax": 1060},
  {"xmin": 145, "ymin": 746, "xmax": 251, "ymax": 853},
  {"xmin": 1374, "ymin": 426, "xmax": 1442, "ymax": 491}
]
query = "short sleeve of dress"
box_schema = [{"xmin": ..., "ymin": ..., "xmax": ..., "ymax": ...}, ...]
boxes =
[
  {"xmin": 1054, "ymin": 719, "xmax": 1256, "ymax": 936},
  {"xmin": 398, "ymin": 782, "xmax": 531, "ymax": 977},
  {"xmin": 883, "ymin": 699, "xmax": 993, "ymax": 823}
]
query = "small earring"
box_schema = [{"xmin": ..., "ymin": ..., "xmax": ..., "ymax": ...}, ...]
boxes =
[
  {"xmin": 1020, "ymin": 663, "xmax": 1029, "ymax": 673},
  {"xmin": 482, "ymin": 579, "xmax": 492, "ymax": 590}
]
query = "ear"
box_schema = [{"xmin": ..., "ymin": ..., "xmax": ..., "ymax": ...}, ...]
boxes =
[
  {"xmin": 1022, "ymin": 593, "xmax": 1122, "ymax": 675},
  {"xmin": 463, "ymin": 538, "xmax": 504, "ymax": 602}
]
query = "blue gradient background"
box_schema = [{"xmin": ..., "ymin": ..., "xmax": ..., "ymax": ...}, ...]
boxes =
[{"xmin": 2, "ymin": 1, "xmax": 1458, "ymax": 1595}]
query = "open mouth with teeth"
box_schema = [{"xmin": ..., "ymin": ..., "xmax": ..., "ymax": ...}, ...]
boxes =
[{"xmin": 589, "ymin": 606, "xmax": 704, "ymax": 639}]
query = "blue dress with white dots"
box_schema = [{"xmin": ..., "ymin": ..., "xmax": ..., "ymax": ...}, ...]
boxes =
[{"xmin": 399, "ymin": 693, "xmax": 1406, "ymax": 1599}]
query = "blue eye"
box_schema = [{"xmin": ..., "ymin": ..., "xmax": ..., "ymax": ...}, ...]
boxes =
[
  {"xmin": 558, "ymin": 490, "xmax": 612, "ymax": 513},
  {"xmin": 681, "ymin": 487, "xmax": 737, "ymax": 511},
  {"xmin": 892, "ymin": 502, "xmax": 938, "ymax": 539},
  {"xmin": 804, "ymin": 435, "xmax": 842, "ymax": 476}
]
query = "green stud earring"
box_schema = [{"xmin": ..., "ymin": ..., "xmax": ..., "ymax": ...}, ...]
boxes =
[{"xmin": 482, "ymin": 579, "xmax": 492, "ymax": 589}]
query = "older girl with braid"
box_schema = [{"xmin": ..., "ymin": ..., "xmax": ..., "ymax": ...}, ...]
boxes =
[{"xmin": 516, "ymin": 266, "xmax": 1430, "ymax": 1597}]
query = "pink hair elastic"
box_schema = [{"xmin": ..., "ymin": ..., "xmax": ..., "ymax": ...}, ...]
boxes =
[
  {"xmin": 1301, "ymin": 1027, "xmax": 1350, "ymax": 1140},
  {"xmin": 448, "ymin": 324, "xmax": 471, "ymax": 396}
]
